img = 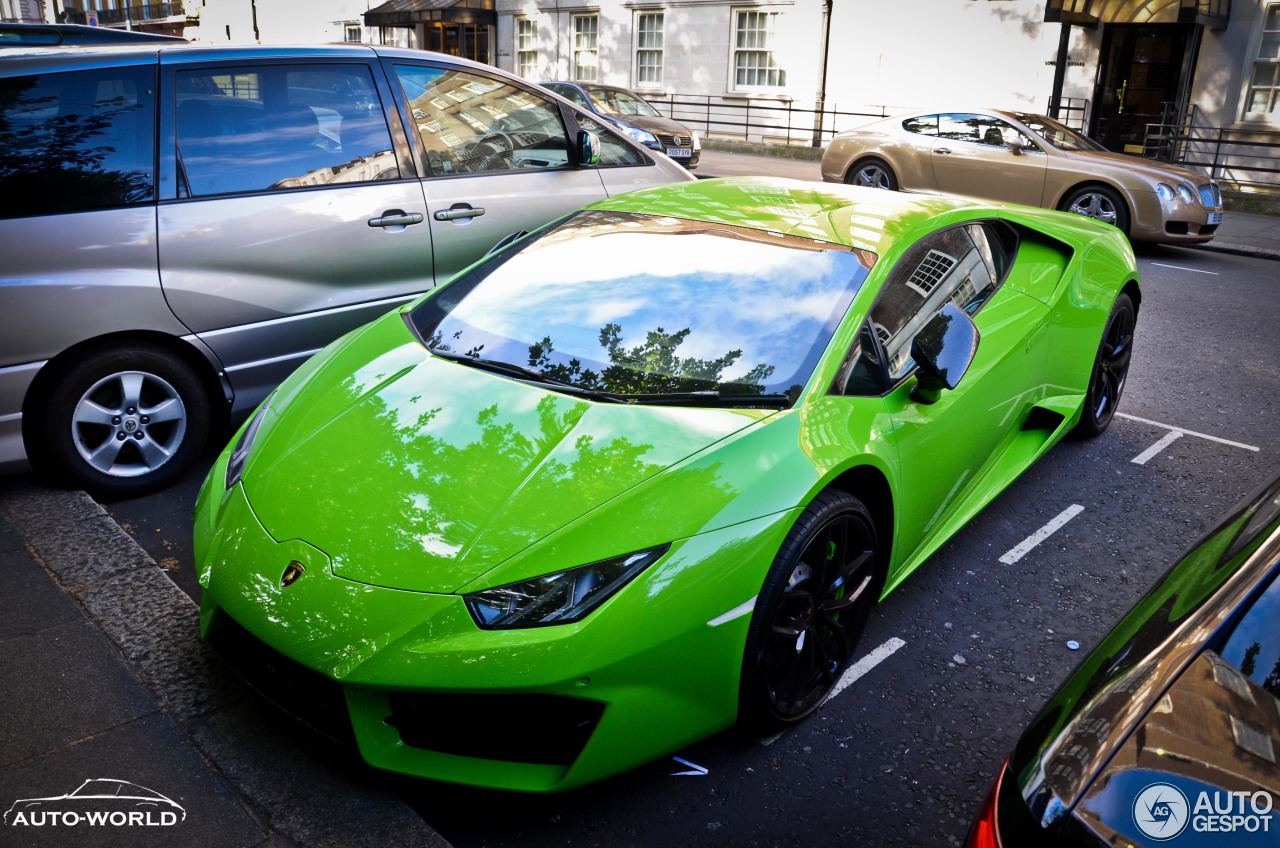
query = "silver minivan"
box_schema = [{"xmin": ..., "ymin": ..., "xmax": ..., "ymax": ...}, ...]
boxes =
[{"xmin": 0, "ymin": 42, "xmax": 693, "ymax": 497}]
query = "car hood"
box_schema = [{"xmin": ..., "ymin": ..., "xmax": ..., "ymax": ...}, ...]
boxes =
[
  {"xmin": 1060, "ymin": 147, "xmax": 1211, "ymax": 187},
  {"xmin": 612, "ymin": 113, "xmax": 691, "ymax": 136},
  {"xmin": 243, "ymin": 316, "xmax": 773, "ymax": 594}
]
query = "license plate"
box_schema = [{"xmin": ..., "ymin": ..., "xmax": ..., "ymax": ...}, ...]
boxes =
[
  {"xmin": 1208, "ymin": 211, "xmax": 1223, "ymax": 225},
  {"xmin": 666, "ymin": 147, "xmax": 691, "ymax": 159}
]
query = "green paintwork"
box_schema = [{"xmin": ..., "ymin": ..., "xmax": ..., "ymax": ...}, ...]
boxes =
[{"xmin": 194, "ymin": 177, "xmax": 1139, "ymax": 791}]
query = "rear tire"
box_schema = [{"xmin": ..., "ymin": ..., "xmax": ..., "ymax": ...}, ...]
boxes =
[
  {"xmin": 36, "ymin": 341, "xmax": 210, "ymax": 499},
  {"xmin": 1072, "ymin": 293, "xmax": 1135, "ymax": 439},
  {"xmin": 845, "ymin": 158, "xmax": 898, "ymax": 190},
  {"xmin": 738, "ymin": 490, "xmax": 880, "ymax": 732}
]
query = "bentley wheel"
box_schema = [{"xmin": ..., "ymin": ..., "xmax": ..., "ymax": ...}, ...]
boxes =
[
  {"xmin": 1073, "ymin": 292, "xmax": 1135, "ymax": 439},
  {"xmin": 739, "ymin": 490, "xmax": 880, "ymax": 730},
  {"xmin": 846, "ymin": 158, "xmax": 898, "ymax": 190},
  {"xmin": 38, "ymin": 341, "xmax": 210, "ymax": 499},
  {"xmin": 1062, "ymin": 185, "xmax": 1130, "ymax": 234}
]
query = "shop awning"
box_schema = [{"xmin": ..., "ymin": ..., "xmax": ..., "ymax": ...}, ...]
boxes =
[
  {"xmin": 1044, "ymin": 0, "xmax": 1229, "ymax": 29},
  {"xmin": 364, "ymin": 0, "xmax": 495, "ymax": 28}
]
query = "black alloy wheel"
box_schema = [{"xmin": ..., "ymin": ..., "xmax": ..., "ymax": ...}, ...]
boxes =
[
  {"xmin": 1073, "ymin": 292, "xmax": 1135, "ymax": 438},
  {"xmin": 740, "ymin": 490, "xmax": 880, "ymax": 730}
]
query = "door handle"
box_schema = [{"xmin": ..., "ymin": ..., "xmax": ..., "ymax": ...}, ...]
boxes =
[
  {"xmin": 368, "ymin": 210, "xmax": 424, "ymax": 228},
  {"xmin": 935, "ymin": 147, "xmax": 952, "ymax": 155},
  {"xmin": 434, "ymin": 205, "xmax": 486, "ymax": 222}
]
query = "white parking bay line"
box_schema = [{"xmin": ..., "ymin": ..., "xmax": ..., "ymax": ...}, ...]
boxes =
[
  {"xmin": 999, "ymin": 505, "xmax": 1085, "ymax": 565},
  {"xmin": 1132, "ymin": 429, "xmax": 1184, "ymax": 465},
  {"xmin": 1149, "ymin": 262, "xmax": 1219, "ymax": 275},
  {"xmin": 759, "ymin": 636, "xmax": 906, "ymax": 747},
  {"xmin": 1117, "ymin": 413, "xmax": 1260, "ymax": 454}
]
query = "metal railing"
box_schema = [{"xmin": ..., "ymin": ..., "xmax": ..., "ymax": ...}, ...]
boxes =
[
  {"xmin": 641, "ymin": 93, "xmax": 898, "ymax": 148},
  {"xmin": 1143, "ymin": 123, "xmax": 1280, "ymax": 192}
]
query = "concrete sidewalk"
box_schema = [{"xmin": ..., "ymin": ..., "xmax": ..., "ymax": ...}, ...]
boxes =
[
  {"xmin": 696, "ymin": 148, "xmax": 1280, "ymax": 260},
  {"xmin": 0, "ymin": 480, "xmax": 450, "ymax": 848}
]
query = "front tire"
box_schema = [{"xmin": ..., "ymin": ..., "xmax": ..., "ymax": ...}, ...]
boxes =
[
  {"xmin": 1073, "ymin": 292, "xmax": 1135, "ymax": 439},
  {"xmin": 739, "ymin": 490, "xmax": 880, "ymax": 731},
  {"xmin": 37, "ymin": 341, "xmax": 211, "ymax": 498},
  {"xmin": 845, "ymin": 158, "xmax": 898, "ymax": 190},
  {"xmin": 1062, "ymin": 185, "xmax": 1130, "ymax": 234}
]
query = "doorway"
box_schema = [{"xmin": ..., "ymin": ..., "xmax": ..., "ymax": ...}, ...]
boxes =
[
  {"xmin": 1091, "ymin": 24, "xmax": 1196, "ymax": 153},
  {"xmin": 423, "ymin": 22, "xmax": 491, "ymax": 64}
]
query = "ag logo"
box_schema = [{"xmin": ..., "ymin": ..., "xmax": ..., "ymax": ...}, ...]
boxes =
[{"xmin": 1134, "ymin": 782, "xmax": 1190, "ymax": 841}]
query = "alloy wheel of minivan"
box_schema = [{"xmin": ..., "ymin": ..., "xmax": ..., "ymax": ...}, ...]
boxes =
[{"xmin": 40, "ymin": 342, "xmax": 210, "ymax": 498}]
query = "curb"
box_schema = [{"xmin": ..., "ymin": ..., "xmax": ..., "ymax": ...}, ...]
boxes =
[{"xmin": 0, "ymin": 481, "xmax": 451, "ymax": 848}]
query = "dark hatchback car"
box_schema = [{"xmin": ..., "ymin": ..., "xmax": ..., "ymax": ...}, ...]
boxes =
[
  {"xmin": 968, "ymin": 473, "xmax": 1280, "ymax": 847},
  {"xmin": 0, "ymin": 22, "xmax": 185, "ymax": 47},
  {"xmin": 540, "ymin": 81, "xmax": 699, "ymax": 169}
]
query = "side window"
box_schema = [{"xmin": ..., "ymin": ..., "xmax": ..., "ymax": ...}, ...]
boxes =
[
  {"xmin": 574, "ymin": 113, "xmax": 645, "ymax": 166},
  {"xmin": 861, "ymin": 227, "xmax": 996, "ymax": 387},
  {"xmin": 0, "ymin": 66, "xmax": 156, "ymax": 219},
  {"xmin": 552, "ymin": 84, "xmax": 591, "ymax": 111},
  {"xmin": 902, "ymin": 115, "xmax": 938, "ymax": 136},
  {"xmin": 938, "ymin": 113, "xmax": 1040, "ymax": 149},
  {"xmin": 176, "ymin": 63, "xmax": 398, "ymax": 198},
  {"xmin": 393, "ymin": 65, "xmax": 571, "ymax": 176}
]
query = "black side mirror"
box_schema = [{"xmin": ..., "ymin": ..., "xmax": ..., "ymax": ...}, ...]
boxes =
[
  {"xmin": 910, "ymin": 302, "xmax": 979, "ymax": 405},
  {"xmin": 577, "ymin": 130, "xmax": 601, "ymax": 167}
]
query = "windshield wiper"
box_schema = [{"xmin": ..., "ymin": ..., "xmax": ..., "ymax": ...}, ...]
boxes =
[{"xmin": 427, "ymin": 347, "xmax": 629, "ymax": 403}]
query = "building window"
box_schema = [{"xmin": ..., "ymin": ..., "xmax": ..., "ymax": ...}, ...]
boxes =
[
  {"xmin": 733, "ymin": 8, "xmax": 786, "ymax": 89},
  {"xmin": 516, "ymin": 18, "xmax": 539, "ymax": 80},
  {"xmin": 573, "ymin": 14, "xmax": 599, "ymax": 82},
  {"xmin": 345, "ymin": 23, "xmax": 362, "ymax": 43},
  {"xmin": 635, "ymin": 12, "xmax": 664, "ymax": 86},
  {"xmin": 1245, "ymin": 3, "xmax": 1280, "ymax": 122}
]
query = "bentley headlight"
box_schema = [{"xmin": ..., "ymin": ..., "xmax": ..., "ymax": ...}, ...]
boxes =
[
  {"xmin": 225, "ymin": 397, "xmax": 271, "ymax": 489},
  {"xmin": 1156, "ymin": 183, "xmax": 1175, "ymax": 202},
  {"xmin": 1176, "ymin": 184, "xmax": 1195, "ymax": 204},
  {"xmin": 465, "ymin": 545, "xmax": 669, "ymax": 629}
]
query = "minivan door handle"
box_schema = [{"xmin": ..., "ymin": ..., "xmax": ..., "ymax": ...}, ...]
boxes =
[
  {"xmin": 434, "ymin": 204, "xmax": 486, "ymax": 222},
  {"xmin": 368, "ymin": 210, "xmax": 425, "ymax": 229}
]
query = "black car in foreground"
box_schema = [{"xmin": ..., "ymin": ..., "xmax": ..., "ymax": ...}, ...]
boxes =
[{"xmin": 968, "ymin": 473, "xmax": 1280, "ymax": 847}]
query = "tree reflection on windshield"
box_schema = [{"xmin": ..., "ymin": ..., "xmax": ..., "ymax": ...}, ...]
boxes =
[{"xmin": 526, "ymin": 322, "xmax": 776, "ymax": 396}]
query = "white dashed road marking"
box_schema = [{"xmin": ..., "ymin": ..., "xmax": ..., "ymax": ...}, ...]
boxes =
[
  {"xmin": 999, "ymin": 504, "xmax": 1085, "ymax": 565},
  {"xmin": 1118, "ymin": 412, "xmax": 1260, "ymax": 465},
  {"xmin": 1148, "ymin": 262, "xmax": 1219, "ymax": 275},
  {"xmin": 759, "ymin": 636, "xmax": 907, "ymax": 747}
]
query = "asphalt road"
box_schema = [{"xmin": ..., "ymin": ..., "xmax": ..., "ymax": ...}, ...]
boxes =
[{"xmin": 100, "ymin": 242, "xmax": 1279, "ymax": 848}]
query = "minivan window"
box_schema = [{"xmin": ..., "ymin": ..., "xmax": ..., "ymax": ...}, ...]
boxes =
[
  {"xmin": 176, "ymin": 64, "xmax": 398, "ymax": 198},
  {"xmin": 394, "ymin": 65, "xmax": 573, "ymax": 176},
  {"xmin": 0, "ymin": 66, "xmax": 156, "ymax": 219}
]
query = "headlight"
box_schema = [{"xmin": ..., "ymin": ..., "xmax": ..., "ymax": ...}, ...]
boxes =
[
  {"xmin": 225, "ymin": 398, "xmax": 271, "ymax": 489},
  {"xmin": 624, "ymin": 126, "xmax": 659, "ymax": 148},
  {"xmin": 465, "ymin": 545, "xmax": 669, "ymax": 629},
  {"xmin": 1156, "ymin": 183, "xmax": 1175, "ymax": 202},
  {"xmin": 1176, "ymin": 184, "xmax": 1195, "ymax": 204},
  {"xmin": 692, "ymin": 131, "xmax": 702, "ymax": 151}
]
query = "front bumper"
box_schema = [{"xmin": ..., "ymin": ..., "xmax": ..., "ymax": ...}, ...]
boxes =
[{"xmin": 194, "ymin": 457, "xmax": 795, "ymax": 791}]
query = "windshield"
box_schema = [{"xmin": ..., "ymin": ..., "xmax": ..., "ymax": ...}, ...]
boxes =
[
  {"xmin": 587, "ymin": 87, "xmax": 662, "ymax": 118},
  {"xmin": 1014, "ymin": 113, "xmax": 1105, "ymax": 152},
  {"xmin": 408, "ymin": 211, "xmax": 873, "ymax": 402}
]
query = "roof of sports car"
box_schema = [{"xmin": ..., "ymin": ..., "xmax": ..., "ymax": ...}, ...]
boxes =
[{"xmin": 594, "ymin": 176, "xmax": 984, "ymax": 254}]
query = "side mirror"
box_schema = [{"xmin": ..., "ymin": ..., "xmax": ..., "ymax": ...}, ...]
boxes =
[
  {"xmin": 577, "ymin": 130, "xmax": 601, "ymax": 167},
  {"xmin": 910, "ymin": 303, "xmax": 980, "ymax": 405}
]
